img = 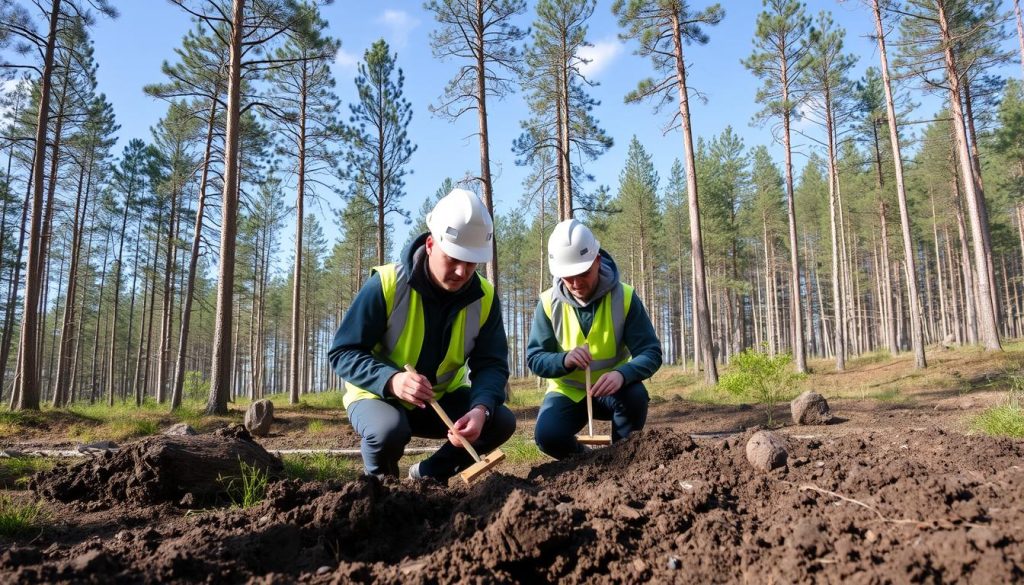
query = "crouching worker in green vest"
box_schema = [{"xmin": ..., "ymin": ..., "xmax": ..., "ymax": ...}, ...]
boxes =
[
  {"xmin": 328, "ymin": 188, "xmax": 515, "ymax": 482},
  {"xmin": 527, "ymin": 218, "xmax": 663, "ymax": 459}
]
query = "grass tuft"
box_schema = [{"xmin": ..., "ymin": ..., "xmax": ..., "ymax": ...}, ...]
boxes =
[
  {"xmin": 501, "ymin": 434, "xmax": 546, "ymax": 464},
  {"xmin": 0, "ymin": 495, "xmax": 45, "ymax": 538},
  {"xmin": 282, "ymin": 453, "xmax": 358, "ymax": 482},
  {"xmin": 221, "ymin": 460, "xmax": 270, "ymax": 508},
  {"xmin": 306, "ymin": 420, "xmax": 329, "ymax": 434},
  {"xmin": 0, "ymin": 458, "xmax": 54, "ymax": 489}
]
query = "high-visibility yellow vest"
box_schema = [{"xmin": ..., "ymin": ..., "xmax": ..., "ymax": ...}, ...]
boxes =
[
  {"xmin": 540, "ymin": 283, "xmax": 633, "ymax": 402},
  {"xmin": 342, "ymin": 263, "xmax": 495, "ymax": 409}
]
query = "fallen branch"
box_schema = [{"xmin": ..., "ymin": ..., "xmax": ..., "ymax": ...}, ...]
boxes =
[{"xmin": 792, "ymin": 482, "xmax": 986, "ymax": 530}]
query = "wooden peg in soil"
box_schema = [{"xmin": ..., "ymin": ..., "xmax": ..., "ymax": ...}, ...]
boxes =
[
  {"xmin": 403, "ymin": 365, "xmax": 505, "ymax": 484},
  {"xmin": 577, "ymin": 352, "xmax": 611, "ymax": 446}
]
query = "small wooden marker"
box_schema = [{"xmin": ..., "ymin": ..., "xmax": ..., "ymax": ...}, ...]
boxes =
[
  {"xmin": 576, "ymin": 361, "xmax": 612, "ymax": 446},
  {"xmin": 404, "ymin": 365, "xmax": 505, "ymax": 484}
]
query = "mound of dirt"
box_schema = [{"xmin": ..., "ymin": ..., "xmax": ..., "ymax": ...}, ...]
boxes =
[
  {"xmin": 30, "ymin": 425, "xmax": 282, "ymax": 509},
  {"xmin": 7, "ymin": 427, "xmax": 1024, "ymax": 583}
]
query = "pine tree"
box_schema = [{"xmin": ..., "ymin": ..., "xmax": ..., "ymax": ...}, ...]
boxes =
[
  {"xmin": 340, "ymin": 39, "xmax": 416, "ymax": 265},
  {"xmin": 614, "ymin": 0, "xmax": 724, "ymax": 384},
  {"xmin": 742, "ymin": 0, "xmax": 809, "ymax": 373}
]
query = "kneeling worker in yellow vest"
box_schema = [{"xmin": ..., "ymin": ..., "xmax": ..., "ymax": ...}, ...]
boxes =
[
  {"xmin": 527, "ymin": 219, "xmax": 663, "ymax": 459},
  {"xmin": 328, "ymin": 188, "xmax": 515, "ymax": 482}
]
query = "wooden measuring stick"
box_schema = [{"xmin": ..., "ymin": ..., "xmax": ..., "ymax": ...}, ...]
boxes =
[
  {"xmin": 586, "ymin": 364, "xmax": 595, "ymax": 437},
  {"xmin": 404, "ymin": 365, "xmax": 481, "ymax": 462}
]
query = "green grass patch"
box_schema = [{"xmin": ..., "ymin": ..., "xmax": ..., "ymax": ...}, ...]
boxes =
[
  {"xmin": 0, "ymin": 496, "xmax": 45, "ymax": 538},
  {"xmin": 501, "ymin": 433, "xmax": 546, "ymax": 464},
  {"xmin": 107, "ymin": 419, "xmax": 160, "ymax": 440},
  {"xmin": 0, "ymin": 458, "xmax": 54, "ymax": 489},
  {"xmin": 282, "ymin": 453, "xmax": 358, "ymax": 482},
  {"xmin": 506, "ymin": 385, "xmax": 546, "ymax": 408},
  {"xmin": 298, "ymin": 392, "xmax": 346, "ymax": 410},
  {"xmin": 0, "ymin": 410, "xmax": 44, "ymax": 427},
  {"xmin": 307, "ymin": 420, "xmax": 329, "ymax": 434},
  {"xmin": 221, "ymin": 460, "xmax": 270, "ymax": 508},
  {"xmin": 971, "ymin": 404, "xmax": 1024, "ymax": 438}
]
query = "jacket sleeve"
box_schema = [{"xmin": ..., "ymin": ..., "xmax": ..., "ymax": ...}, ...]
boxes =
[
  {"xmin": 467, "ymin": 294, "xmax": 510, "ymax": 416},
  {"xmin": 327, "ymin": 273, "xmax": 400, "ymax": 398},
  {"xmin": 526, "ymin": 301, "xmax": 573, "ymax": 379},
  {"xmin": 615, "ymin": 290, "xmax": 663, "ymax": 385}
]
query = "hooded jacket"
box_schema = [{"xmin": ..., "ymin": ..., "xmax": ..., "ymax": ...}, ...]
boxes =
[
  {"xmin": 328, "ymin": 233, "xmax": 509, "ymax": 416},
  {"xmin": 526, "ymin": 250, "xmax": 662, "ymax": 385}
]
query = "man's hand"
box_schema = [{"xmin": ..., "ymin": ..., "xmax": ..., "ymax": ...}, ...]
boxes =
[
  {"xmin": 563, "ymin": 346, "xmax": 592, "ymax": 371},
  {"xmin": 590, "ymin": 370, "xmax": 624, "ymax": 398},
  {"xmin": 448, "ymin": 406, "xmax": 486, "ymax": 447},
  {"xmin": 386, "ymin": 370, "xmax": 434, "ymax": 408}
]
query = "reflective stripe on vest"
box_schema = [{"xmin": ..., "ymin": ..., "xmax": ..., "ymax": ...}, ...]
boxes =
[
  {"xmin": 342, "ymin": 263, "xmax": 494, "ymax": 409},
  {"xmin": 541, "ymin": 282, "xmax": 633, "ymax": 402}
]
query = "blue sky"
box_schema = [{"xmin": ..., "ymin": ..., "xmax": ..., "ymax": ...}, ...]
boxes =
[{"xmin": 83, "ymin": 0, "xmax": 1019, "ymax": 264}]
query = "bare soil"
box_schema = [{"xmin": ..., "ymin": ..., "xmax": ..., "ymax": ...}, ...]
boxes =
[
  {"xmin": 1, "ymin": 399, "xmax": 1022, "ymax": 583},
  {"xmin": 2, "ymin": 347, "xmax": 1024, "ymax": 583}
]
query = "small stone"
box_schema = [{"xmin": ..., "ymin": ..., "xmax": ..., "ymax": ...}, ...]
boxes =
[
  {"xmin": 115, "ymin": 530, "xmax": 131, "ymax": 541},
  {"xmin": 745, "ymin": 431, "xmax": 788, "ymax": 472},
  {"xmin": 178, "ymin": 493, "xmax": 195, "ymax": 507},
  {"xmin": 865, "ymin": 530, "xmax": 878, "ymax": 544},
  {"xmin": 667, "ymin": 556, "xmax": 681, "ymax": 570},
  {"xmin": 316, "ymin": 566, "xmax": 332, "ymax": 575},
  {"xmin": 790, "ymin": 391, "xmax": 833, "ymax": 425},
  {"xmin": 633, "ymin": 559, "xmax": 646, "ymax": 572},
  {"xmin": 616, "ymin": 505, "xmax": 642, "ymax": 521},
  {"xmin": 815, "ymin": 461, "xmax": 825, "ymax": 468},
  {"xmin": 245, "ymin": 399, "xmax": 275, "ymax": 437}
]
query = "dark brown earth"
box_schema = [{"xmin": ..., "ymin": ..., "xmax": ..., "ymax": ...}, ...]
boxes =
[{"xmin": 3, "ymin": 417, "xmax": 1023, "ymax": 584}]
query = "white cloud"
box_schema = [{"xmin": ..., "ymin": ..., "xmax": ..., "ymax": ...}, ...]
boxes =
[
  {"xmin": 578, "ymin": 39, "xmax": 623, "ymax": 79},
  {"xmin": 335, "ymin": 48, "xmax": 359, "ymax": 70},
  {"xmin": 376, "ymin": 9, "xmax": 419, "ymax": 48}
]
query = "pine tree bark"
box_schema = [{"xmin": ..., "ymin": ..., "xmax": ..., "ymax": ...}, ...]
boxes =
[
  {"xmin": 15, "ymin": 0, "xmax": 62, "ymax": 410},
  {"xmin": 672, "ymin": 12, "xmax": 716, "ymax": 384},
  {"xmin": 208, "ymin": 0, "xmax": 246, "ymax": 414},
  {"xmin": 937, "ymin": 1, "xmax": 1001, "ymax": 350}
]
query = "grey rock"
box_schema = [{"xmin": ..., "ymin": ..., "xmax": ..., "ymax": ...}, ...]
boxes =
[
  {"xmin": 790, "ymin": 391, "xmax": 833, "ymax": 425},
  {"xmin": 163, "ymin": 423, "xmax": 197, "ymax": 436},
  {"xmin": 746, "ymin": 431, "xmax": 788, "ymax": 472},
  {"xmin": 244, "ymin": 399, "xmax": 274, "ymax": 437}
]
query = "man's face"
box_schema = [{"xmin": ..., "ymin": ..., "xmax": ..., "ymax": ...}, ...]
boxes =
[
  {"xmin": 425, "ymin": 235, "xmax": 477, "ymax": 292},
  {"xmin": 560, "ymin": 257, "xmax": 601, "ymax": 302}
]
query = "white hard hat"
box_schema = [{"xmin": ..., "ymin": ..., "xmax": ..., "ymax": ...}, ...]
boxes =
[
  {"xmin": 426, "ymin": 188, "xmax": 494, "ymax": 263},
  {"xmin": 547, "ymin": 218, "xmax": 599, "ymax": 278}
]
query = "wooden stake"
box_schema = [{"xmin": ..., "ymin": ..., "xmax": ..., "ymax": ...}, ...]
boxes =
[
  {"xmin": 404, "ymin": 364, "xmax": 504, "ymax": 483},
  {"xmin": 577, "ymin": 358, "xmax": 611, "ymax": 446}
]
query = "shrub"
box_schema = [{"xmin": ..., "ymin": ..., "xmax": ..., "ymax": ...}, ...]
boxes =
[{"xmin": 719, "ymin": 349, "xmax": 802, "ymax": 427}]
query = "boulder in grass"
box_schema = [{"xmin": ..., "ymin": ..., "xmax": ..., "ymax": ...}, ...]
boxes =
[
  {"xmin": 164, "ymin": 423, "xmax": 197, "ymax": 436},
  {"xmin": 790, "ymin": 391, "xmax": 833, "ymax": 425},
  {"xmin": 245, "ymin": 399, "xmax": 274, "ymax": 437},
  {"xmin": 746, "ymin": 431, "xmax": 788, "ymax": 472}
]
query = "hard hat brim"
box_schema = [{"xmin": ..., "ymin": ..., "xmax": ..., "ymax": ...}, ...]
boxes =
[
  {"xmin": 439, "ymin": 239, "xmax": 492, "ymax": 264},
  {"xmin": 549, "ymin": 258, "xmax": 596, "ymax": 279}
]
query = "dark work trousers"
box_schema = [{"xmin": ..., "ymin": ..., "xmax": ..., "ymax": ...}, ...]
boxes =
[
  {"xmin": 534, "ymin": 381, "xmax": 650, "ymax": 460},
  {"xmin": 346, "ymin": 386, "xmax": 516, "ymax": 481}
]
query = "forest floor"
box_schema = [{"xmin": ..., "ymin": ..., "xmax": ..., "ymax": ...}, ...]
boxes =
[{"xmin": 1, "ymin": 343, "xmax": 1023, "ymax": 583}]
